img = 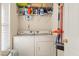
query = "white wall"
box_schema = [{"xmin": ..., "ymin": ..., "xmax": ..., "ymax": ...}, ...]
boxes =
[
  {"xmin": 64, "ymin": 3, "xmax": 79, "ymax": 56},
  {"xmin": 0, "ymin": 3, "xmax": 1, "ymax": 50},
  {"xmin": 18, "ymin": 15, "xmax": 52, "ymax": 32},
  {"xmin": 18, "ymin": 4, "xmax": 53, "ymax": 32},
  {"xmin": 10, "ymin": 3, "xmax": 18, "ymax": 49},
  {"xmin": 0, "ymin": 3, "xmax": 18, "ymax": 50}
]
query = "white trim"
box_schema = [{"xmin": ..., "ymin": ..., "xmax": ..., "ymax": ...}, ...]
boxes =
[{"xmin": 1, "ymin": 3, "xmax": 10, "ymax": 51}]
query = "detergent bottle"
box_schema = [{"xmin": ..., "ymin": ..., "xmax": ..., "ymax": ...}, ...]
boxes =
[
  {"xmin": 19, "ymin": 8, "xmax": 22, "ymax": 15},
  {"xmin": 25, "ymin": 8, "xmax": 28, "ymax": 16},
  {"xmin": 27, "ymin": 5, "xmax": 32, "ymax": 20},
  {"xmin": 28, "ymin": 7, "xmax": 32, "ymax": 15},
  {"xmin": 40, "ymin": 8, "xmax": 44, "ymax": 16}
]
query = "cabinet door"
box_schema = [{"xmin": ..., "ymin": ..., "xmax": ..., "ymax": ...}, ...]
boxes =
[
  {"xmin": 36, "ymin": 41, "xmax": 54, "ymax": 56},
  {"xmin": 35, "ymin": 35, "xmax": 55, "ymax": 56},
  {"xmin": 14, "ymin": 36, "xmax": 35, "ymax": 56}
]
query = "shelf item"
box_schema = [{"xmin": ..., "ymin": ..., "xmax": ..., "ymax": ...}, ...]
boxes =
[
  {"xmin": 16, "ymin": 3, "xmax": 27, "ymax": 7},
  {"xmin": 18, "ymin": 8, "xmax": 23, "ymax": 15},
  {"xmin": 16, "ymin": 3, "xmax": 31, "ymax": 7},
  {"xmin": 18, "ymin": 8, "xmax": 52, "ymax": 16},
  {"xmin": 42, "ymin": 3, "xmax": 53, "ymax": 8},
  {"xmin": 39, "ymin": 8, "xmax": 44, "ymax": 16},
  {"xmin": 17, "ymin": 3, "xmax": 53, "ymax": 16},
  {"xmin": 27, "ymin": 7, "xmax": 32, "ymax": 14},
  {"xmin": 18, "ymin": 8, "xmax": 26, "ymax": 15},
  {"xmin": 16, "ymin": 3, "xmax": 53, "ymax": 8},
  {"xmin": 18, "ymin": 8, "xmax": 32, "ymax": 15},
  {"xmin": 25, "ymin": 8, "xmax": 28, "ymax": 16},
  {"xmin": 31, "ymin": 3, "xmax": 42, "ymax": 8},
  {"xmin": 31, "ymin": 3, "xmax": 53, "ymax": 8}
]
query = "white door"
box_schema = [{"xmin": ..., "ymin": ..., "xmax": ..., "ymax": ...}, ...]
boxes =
[
  {"xmin": 35, "ymin": 35, "xmax": 54, "ymax": 56},
  {"xmin": 36, "ymin": 41, "xmax": 54, "ymax": 56},
  {"xmin": 14, "ymin": 36, "xmax": 35, "ymax": 56},
  {"xmin": 63, "ymin": 4, "xmax": 79, "ymax": 56}
]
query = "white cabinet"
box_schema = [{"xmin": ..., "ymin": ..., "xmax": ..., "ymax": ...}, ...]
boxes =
[
  {"xmin": 13, "ymin": 35, "xmax": 55, "ymax": 56},
  {"xmin": 36, "ymin": 41, "xmax": 54, "ymax": 56},
  {"xmin": 13, "ymin": 36, "xmax": 35, "ymax": 56},
  {"xmin": 35, "ymin": 35, "xmax": 55, "ymax": 56}
]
